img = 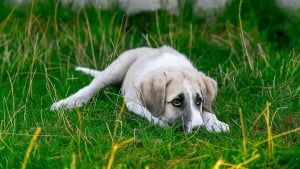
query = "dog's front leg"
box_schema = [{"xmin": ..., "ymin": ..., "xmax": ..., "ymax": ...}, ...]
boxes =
[
  {"xmin": 202, "ymin": 111, "xmax": 230, "ymax": 132},
  {"xmin": 126, "ymin": 101, "xmax": 169, "ymax": 128}
]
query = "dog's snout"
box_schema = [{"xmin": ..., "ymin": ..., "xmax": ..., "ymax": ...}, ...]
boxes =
[
  {"xmin": 186, "ymin": 109, "xmax": 204, "ymax": 132},
  {"xmin": 184, "ymin": 117, "xmax": 203, "ymax": 133}
]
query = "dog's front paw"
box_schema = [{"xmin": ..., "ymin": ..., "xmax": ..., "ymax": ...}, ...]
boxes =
[
  {"xmin": 50, "ymin": 94, "xmax": 92, "ymax": 111},
  {"xmin": 204, "ymin": 119, "xmax": 229, "ymax": 132},
  {"xmin": 202, "ymin": 112, "xmax": 230, "ymax": 132}
]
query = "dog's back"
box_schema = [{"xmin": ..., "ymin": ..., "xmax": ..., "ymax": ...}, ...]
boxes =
[{"xmin": 76, "ymin": 45, "xmax": 187, "ymax": 85}]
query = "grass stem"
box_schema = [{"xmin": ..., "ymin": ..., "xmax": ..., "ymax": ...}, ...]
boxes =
[
  {"xmin": 106, "ymin": 138, "xmax": 134, "ymax": 169},
  {"xmin": 238, "ymin": 0, "xmax": 253, "ymax": 70},
  {"xmin": 21, "ymin": 127, "xmax": 42, "ymax": 169},
  {"xmin": 239, "ymin": 108, "xmax": 247, "ymax": 155}
]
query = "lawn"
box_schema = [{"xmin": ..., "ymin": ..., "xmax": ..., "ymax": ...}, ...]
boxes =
[{"xmin": 0, "ymin": 0, "xmax": 299, "ymax": 168}]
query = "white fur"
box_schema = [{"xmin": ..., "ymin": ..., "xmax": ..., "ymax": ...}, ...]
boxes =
[
  {"xmin": 75, "ymin": 67, "xmax": 101, "ymax": 77},
  {"xmin": 134, "ymin": 52, "xmax": 193, "ymax": 82},
  {"xmin": 183, "ymin": 80, "xmax": 203, "ymax": 132},
  {"xmin": 202, "ymin": 111, "xmax": 229, "ymax": 132},
  {"xmin": 126, "ymin": 101, "xmax": 169, "ymax": 128}
]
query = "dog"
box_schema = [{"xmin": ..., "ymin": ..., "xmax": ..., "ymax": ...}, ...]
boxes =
[{"xmin": 50, "ymin": 46, "xmax": 229, "ymax": 133}]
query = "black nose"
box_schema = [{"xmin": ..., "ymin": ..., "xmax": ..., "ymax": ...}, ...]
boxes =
[
  {"xmin": 171, "ymin": 114, "xmax": 192, "ymax": 132},
  {"xmin": 185, "ymin": 126, "xmax": 192, "ymax": 133}
]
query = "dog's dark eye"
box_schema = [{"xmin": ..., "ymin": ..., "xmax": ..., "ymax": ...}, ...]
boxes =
[
  {"xmin": 195, "ymin": 95, "xmax": 202, "ymax": 106},
  {"xmin": 171, "ymin": 94, "xmax": 184, "ymax": 107},
  {"xmin": 172, "ymin": 98, "xmax": 183, "ymax": 107}
]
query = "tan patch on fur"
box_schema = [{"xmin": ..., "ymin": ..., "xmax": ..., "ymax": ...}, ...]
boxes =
[
  {"xmin": 138, "ymin": 70, "xmax": 169, "ymax": 117},
  {"xmin": 137, "ymin": 67, "xmax": 217, "ymax": 121},
  {"xmin": 197, "ymin": 72, "xmax": 218, "ymax": 113}
]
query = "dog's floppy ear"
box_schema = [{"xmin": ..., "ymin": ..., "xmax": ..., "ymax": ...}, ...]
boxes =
[
  {"xmin": 138, "ymin": 71, "xmax": 169, "ymax": 117},
  {"xmin": 198, "ymin": 72, "xmax": 218, "ymax": 113}
]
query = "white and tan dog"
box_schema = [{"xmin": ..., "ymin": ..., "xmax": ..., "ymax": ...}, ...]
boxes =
[{"xmin": 50, "ymin": 46, "xmax": 229, "ymax": 132}]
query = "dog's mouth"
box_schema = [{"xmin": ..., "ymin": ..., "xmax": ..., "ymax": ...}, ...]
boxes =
[
  {"xmin": 167, "ymin": 117, "xmax": 197, "ymax": 133},
  {"xmin": 167, "ymin": 122, "xmax": 200, "ymax": 133}
]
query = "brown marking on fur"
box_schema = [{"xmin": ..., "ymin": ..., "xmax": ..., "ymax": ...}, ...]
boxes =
[
  {"xmin": 197, "ymin": 72, "xmax": 217, "ymax": 113},
  {"xmin": 138, "ymin": 71, "xmax": 170, "ymax": 117}
]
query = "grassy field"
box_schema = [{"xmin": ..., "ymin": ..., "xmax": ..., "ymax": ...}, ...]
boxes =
[{"xmin": 0, "ymin": 0, "xmax": 299, "ymax": 168}]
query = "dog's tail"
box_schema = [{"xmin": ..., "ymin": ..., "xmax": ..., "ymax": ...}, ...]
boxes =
[{"xmin": 76, "ymin": 67, "xmax": 101, "ymax": 77}]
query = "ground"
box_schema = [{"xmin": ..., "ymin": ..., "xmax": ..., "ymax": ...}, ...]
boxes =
[{"xmin": 0, "ymin": 0, "xmax": 299, "ymax": 168}]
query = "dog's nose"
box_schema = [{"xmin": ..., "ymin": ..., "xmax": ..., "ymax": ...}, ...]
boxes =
[{"xmin": 185, "ymin": 125, "xmax": 193, "ymax": 133}]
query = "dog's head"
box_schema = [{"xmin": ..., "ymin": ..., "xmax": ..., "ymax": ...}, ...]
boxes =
[{"xmin": 138, "ymin": 68, "xmax": 218, "ymax": 132}]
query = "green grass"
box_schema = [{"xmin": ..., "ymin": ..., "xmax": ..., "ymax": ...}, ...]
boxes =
[{"xmin": 0, "ymin": 0, "xmax": 299, "ymax": 168}]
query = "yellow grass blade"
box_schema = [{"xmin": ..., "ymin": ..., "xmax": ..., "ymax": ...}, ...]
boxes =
[
  {"xmin": 71, "ymin": 153, "xmax": 76, "ymax": 169},
  {"xmin": 255, "ymin": 126, "xmax": 300, "ymax": 147},
  {"xmin": 106, "ymin": 138, "xmax": 135, "ymax": 169},
  {"xmin": 239, "ymin": 0, "xmax": 253, "ymax": 70},
  {"xmin": 21, "ymin": 127, "xmax": 42, "ymax": 169},
  {"xmin": 229, "ymin": 154, "xmax": 260, "ymax": 169},
  {"xmin": 213, "ymin": 154, "xmax": 260, "ymax": 169},
  {"xmin": 239, "ymin": 108, "xmax": 247, "ymax": 154},
  {"xmin": 113, "ymin": 100, "xmax": 126, "ymax": 143},
  {"xmin": 263, "ymin": 102, "xmax": 273, "ymax": 158}
]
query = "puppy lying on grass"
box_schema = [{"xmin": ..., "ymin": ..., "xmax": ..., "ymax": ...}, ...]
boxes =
[{"xmin": 51, "ymin": 46, "xmax": 229, "ymax": 133}]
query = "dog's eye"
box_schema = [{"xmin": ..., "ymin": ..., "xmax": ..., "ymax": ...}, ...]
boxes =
[
  {"xmin": 195, "ymin": 96, "xmax": 202, "ymax": 106},
  {"xmin": 172, "ymin": 98, "xmax": 183, "ymax": 107},
  {"xmin": 171, "ymin": 93, "xmax": 184, "ymax": 107}
]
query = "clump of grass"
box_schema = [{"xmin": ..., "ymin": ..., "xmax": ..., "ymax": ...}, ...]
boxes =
[{"xmin": 0, "ymin": 0, "xmax": 299, "ymax": 168}]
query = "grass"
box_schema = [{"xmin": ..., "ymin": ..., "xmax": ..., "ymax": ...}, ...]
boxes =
[{"xmin": 0, "ymin": 0, "xmax": 299, "ymax": 168}]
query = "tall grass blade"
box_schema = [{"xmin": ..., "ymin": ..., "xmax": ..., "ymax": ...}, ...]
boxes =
[{"xmin": 21, "ymin": 127, "xmax": 42, "ymax": 169}]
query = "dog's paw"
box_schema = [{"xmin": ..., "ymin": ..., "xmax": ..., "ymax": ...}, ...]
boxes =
[
  {"xmin": 204, "ymin": 120, "xmax": 229, "ymax": 132},
  {"xmin": 50, "ymin": 94, "xmax": 92, "ymax": 111},
  {"xmin": 202, "ymin": 112, "xmax": 230, "ymax": 132}
]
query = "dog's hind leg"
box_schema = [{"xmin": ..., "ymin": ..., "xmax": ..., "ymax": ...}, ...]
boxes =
[{"xmin": 50, "ymin": 47, "xmax": 152, "ymax": 111}]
